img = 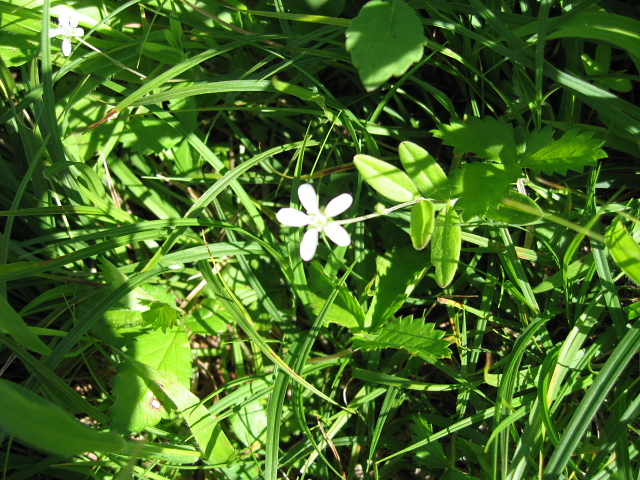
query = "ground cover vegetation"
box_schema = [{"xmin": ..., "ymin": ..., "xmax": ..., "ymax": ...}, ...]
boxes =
[{"xmin": 1, "ymin": 0, "xmax": 639, "ymax": 478}]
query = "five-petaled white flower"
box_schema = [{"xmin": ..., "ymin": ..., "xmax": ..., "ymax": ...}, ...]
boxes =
[
  {"xmin": 49, "ymin": 14, "xmax": 84, "ymax": 57},
  {"xmin": 277, "ymin": 183, "xmax": 353, "ymax": 261}
]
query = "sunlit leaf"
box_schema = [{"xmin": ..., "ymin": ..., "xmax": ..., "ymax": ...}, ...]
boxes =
[{"xmin": 354, "ymin": 154, "xmax": 419, "ymax": 202}]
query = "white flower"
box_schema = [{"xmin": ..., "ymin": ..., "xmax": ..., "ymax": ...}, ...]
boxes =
[
  {"xmin": 49, "ymin": 14, "xmax": 84, "ymax": 57},
  {"xmin": 277, "ymin": 183, "xmax": 353, "ymax": 261}
]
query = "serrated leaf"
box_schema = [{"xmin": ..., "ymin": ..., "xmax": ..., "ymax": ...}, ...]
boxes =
[
  {"xmin": 432, "ymin": 117, "xmax": 518, "ymax": 165},
  {"xmin": 354, "ymin": 154, "xmax": 419, "ymax": 202},
  {"xmin": 141, "ymin": 301, "xmax": 180, "ymax": 332},
  {"xmin": 0, "ymin": 379, "xmax": 124, "ymax": 457},
  {"xmin": 110, "ymin": 328, "xmax": 192, "ymax": 433},
  {"xmin": 431, "ymin": 204, "xmax": 461, "ymax": 288},
  {"xmin": 365, "ymin": 247, "xmax": 429, "ymax": 330},
  {"xmin": 352, "ymin": 316, "xmax": 451, "ymax": 358},
  {"xmin": 522, "ymin": 125, "xmax": 555, "ymax": 160},
  {"xmin": 522, "ymin": 129, "xmax": 607, "ymax": 175},
  {"xmin": 399, "ymin": 141, "xmax": 449, "ymax": 201},
  {"xmin": 452, "ymin": 162, "xmax": 520, "ymax": 219},
  {"xmin": 485, "ymin": 190, "xmax": 543, "ymax": 225},
  {"xmin": 606, "ymin": 216, "xmax": 640, "ymax": 285},
  {"xmin": 345, "ymin": 0, "xmax": 426, "ymax": 91},
  {"xmin": 308, "ymin": 262, "xmax": 365, "ymax": 331},
  {"xmin": 410, "ymin": 200, "xmax": 435, "ymax": 250}
]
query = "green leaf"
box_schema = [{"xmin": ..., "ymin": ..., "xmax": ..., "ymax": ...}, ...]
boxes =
[
  {"xmin": 399, "ymin": 141, "xmax": 449, "ymax": 201},
  {"xmin": 452, "ymin": 162, "xmax": 520, "ymax": 219},
  {"xmin": 110, "ymin": 328, "xmax": 192, "ymax": 433},
  {"xmin": 522, "ymin": 130, "xmax": 607, "ymax": 175},
  {"xmin": 354, "ymin": 154, "xmax": 419, "ymax": 202},
  {"xmin": 365, "ymin": 247, "xmax": 429, "ymax": 331},
  {"xmin": 345, "ymin": 0, "xmax": 426, "ymax": 91},
  {"xmin": 411, "ymin": 416, "xmax": 450, "ymax": 468},
  {"xmin": 0, "ymin": 379, "xmax": 124, "ymax": 457},
  {"xmin": 0, "ymin": 295, "xmax": 51, "ymax": 355},
  {"xmin": 352, "ymin": 316, "xmax": 451, "ymax": 358},
  {"xmin": 125, "ymin": 355, "xmax": 235, "ymax": 464},
  {"xmin": 485, "ymin": 190, "xmax": 543, "ymax": 225},
  {"xmin": 410, "ymin": 200, "xmax": 435, "ymax": 250},
  {"xmin": 308, "ymin": 263, "xmax": 365, "ymax": 331},
  {"xmin": 431, "ymin": 204, "xmax": 461, "ymax": 288},
  {"xmin": 141, "ymin": 301, "xmax": 180, "ymax": 332},
  {"xmin": 605, "ymin": 216, "xmax": 640, "ymax": 285},
  {"xmin": 432, "ymin": 117, "xmax": 518, "ymax": 165}
]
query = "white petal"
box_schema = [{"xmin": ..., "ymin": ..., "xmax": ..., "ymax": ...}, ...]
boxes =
[
  {"xmin": 49, "ymin": 28, "xmax": 63, "ymax": 38},
  {"xmin": 324, "ymin": 223, "xmax": 351, "ymax": 247},
  {"xmin": 300, "ymin": 229, "xmax": 319, "ymax": 261},
  {"xmin": 298, "ymin": 183, "xmax": 319, "ymax": 214},
  {"xmin": 324, "ymin": 193, "xmax": 353, "ymax": 218},
  {"xmin": 62, "ymin": 38, "xmax": 72, "ymax": 56},
  {"xmin": 68, "ymin": 16, "xmax": 79, "ymax": 28},
  {"xmin": 72, "ymin": 27, "xmax": 84, "ymax": 37},
  {"xmin": 276, "ymin": 208, "xmax": 311, "ymax": 227},
  {"xmin": 58, "ymin": 15, "xmax": 70, "ymax": 28}
]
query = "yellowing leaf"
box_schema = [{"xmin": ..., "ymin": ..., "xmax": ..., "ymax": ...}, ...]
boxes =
[{"xmin": 345, "ymin": 0, "xmax": 426, "ymax": 91}]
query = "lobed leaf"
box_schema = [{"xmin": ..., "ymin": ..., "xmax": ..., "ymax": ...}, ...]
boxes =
[
  {"xmin": 352, "ymin": 316, "xmax": 451, "ymax": 358},
  {"xmin": 523, "ymin": 130, "xmax": 607, "ymax": 175}
]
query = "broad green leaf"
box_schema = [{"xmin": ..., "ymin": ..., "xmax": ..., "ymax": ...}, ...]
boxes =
[
  {"xmin": 399, "ymin": 141, "xmax": 449, "ymax": 201},
  {"xmin": 345, "ymin": 0, "xmax": 426, "ymax": 91},
  {"xmin": 411, "ymin": 416, "xmax": 450, "ymax": 468},
  {"xmin": 125, "ymin": 355, "xmax": 236, "ymax": 464},
  {"xmin": 229, "ymin": 400, "xmax": 268, "ymax": 448},
  {"xmin": 582, "ymin": 46, "xmax": 633, "ymax": 93},
  {"xmin": 432, "ymin": 117, "xmax": 518, "ymax": 165},
  {"xmin": 365, "ymin": 247, "xmax": 429, "ymax": 331},
  {"xmin": 605, "ymin": 216, "xmax": 640, "ymax": 285},
  {"xmin": 485, "ymin": 190, "xmax": 543, "ymax": 225},
  {"xmin": 431, "ymin": 204, "xmax": 461, "ymax": 288},
  {"xmin": 522, "ymin": 130, "xmax": 607, "ymax": 175},
  {"xmin": 352, "ymin": 316, "xmax": 451, "ymax": 358},
  {"xmin": 410, "ymin": 200, "xmax": 435, "ymax": 250},
  {"xmin": 452, "ymin": 162, "xmax": 520, "ymax": 219},
  {"xmin": 110, "ymin": 328, "xmax": 192, "ymax": 433},
  {"xmin": 308, "ymin": 263, "xmax": 365, "ymax": 331},
  {"xmin": 0, "ymin": 379, "xmax": 124, "ymax": 457},
  {"xmin": 0, "ymin": 295, "xmax": 51, "ymax": 355},
  {"xmin": 354, "ymin": 154, "xmax": 419, "ymax": 203}
]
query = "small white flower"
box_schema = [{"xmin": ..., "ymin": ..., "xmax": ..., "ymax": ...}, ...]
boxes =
[
  {"xmin": 277, "ymin": 183, "xmax": 353, "ymax": 261},
  {"xmin": 49, "ymin": 14, "xmax": 84, "ymax": 57}
]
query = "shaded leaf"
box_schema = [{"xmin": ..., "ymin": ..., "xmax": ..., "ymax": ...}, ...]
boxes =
[
  {"xmin": 486, "ymin": 190, "xmax": 543, "ymax": 225},
  {"xmin": 452, "ymin": 162, "xmax": 520, "ymax": 219},
  {"xmin": 432, "ymin": 117, "xmax": 518, "ymax": 165},
  {"xmin": 352, "ymin": 316, "xmax": 451, "ymax": 358},
  {"xmin": 0, "ymin": 379, "xmax": 123, "ymax": 457},
  {"xmin": 399, "ymin": 141, "xmax": 449, "ymax": 201}
]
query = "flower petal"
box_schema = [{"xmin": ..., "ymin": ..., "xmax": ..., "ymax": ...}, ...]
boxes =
[
  {"xmin": 324, "ymin": 222, "xmax": 351, "ymax": 247},
  {"xmin": 68, "ymin": 16, "xmax": 79, "ymax": 28},
  {"xmin": 300, "ymin": 228, "xmax": 319, "ymax": 261},
  {"xmin": 298, "ymin": 183, "xmax": 319, "ymax": 214},
  {"xmin": 72, "ymin": 27, "xmax": 84, "ymax": 37},
  {"xmin": 58, "ymin": 15, "xmax": 70, "ymax": 28},
  {"xmin": 49, "ymin": 28, "xmax": 63, "ymax": 38},
  {"xmin": 324, "ymin": 193, "xmax": 353, "ymax": 218},
  {"xmin": 62, "ymin": 38, "xmax": 72, "ymax": 56},
  {"xmin": 276, "ymin": 208, "xmax": 312, "ymax": 227}
]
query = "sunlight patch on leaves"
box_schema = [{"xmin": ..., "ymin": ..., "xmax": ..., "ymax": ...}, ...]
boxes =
[{"xmin": 345, "ymin": 0, "xmax": 426, "ymax": 91}]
